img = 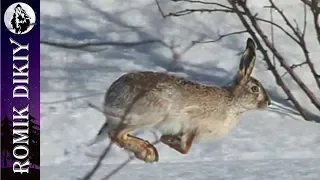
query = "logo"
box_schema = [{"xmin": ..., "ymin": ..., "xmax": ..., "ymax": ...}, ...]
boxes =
[{"xmin": 4, "ymin": 2, "xmax": 36, "ymax": 34}]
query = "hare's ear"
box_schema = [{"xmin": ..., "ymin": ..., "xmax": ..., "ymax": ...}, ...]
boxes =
[{"xmin": 235, "ymin": 38, "xmax": 256, "ymax": 85}]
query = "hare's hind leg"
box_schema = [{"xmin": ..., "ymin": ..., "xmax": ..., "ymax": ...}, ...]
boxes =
[
  {"xmin": 110, "ymin": 128, "xmax": 159, "ymax": 163},
  {"xmin": 160, "ymin": 132, "xmax": 196, "ymax": 154}
]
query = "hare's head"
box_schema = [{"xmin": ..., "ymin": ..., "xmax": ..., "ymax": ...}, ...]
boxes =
[{"xmin": 229, "ymin": 38, "xmax": 271, "ymax": 111}]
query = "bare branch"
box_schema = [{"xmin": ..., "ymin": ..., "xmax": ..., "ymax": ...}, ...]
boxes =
[
  {"xmin": 192, "ymin": 30, "xmax": 248, "ymax": 44},
  {"xmin": 155, "ymin": 1, "xmax": 300, "ymax": 45},
  {"xmin": 291, "ymin": 61, "xmax": 308, "ymax": 69},
  {"xmin": 301, "ymin": 0, "xmax": 320, "ymax": 10},
  {"xmin": 155, "ymin": 0, "xmax": 320, "ymax": 118},
  {"xmin": 300, "ymin": 0, "xmax": 320, "ymax": 43},
  {"xmin": 236, "ymin": 0, "xmax": 320, "ymax": 111},
  {"xmin": 281, "ymin": 61, "xmax": 308, "ymax": 78},
  {"xmin": 302, "ymin": 3, "xmax": 308, "ymax": 38},
  {"xmin": 268, "ymin": 0, "xmax": 320, "ymax": 90},
  {"xmin": 228, "ymin": 0, "xmax": 311, "ymax": 120},
  {"xmin": 82, "ymin": 141, "xmax": 114, "ymax": 180},
  {"xmin": 270, "ymin": 7, "xmax": 276, "ymax": 66},
  {"xmin": 166, "ymin": 8, "xmax": 238, "ymax": 17},
  {"xmin": 300, "ymin": 0, "xmax": 320, "ymax": 45},
  {"xmin": 256, "ymin": 18, "xmax": 301, "ymax": 43},
  {"xmin": 301, "ymin": 0, "xmax": 313, "ymax": 7},
  {"xmin": 40, "ymin": 39, "xmax": 169, "ymax": 50},
  {"xmin": 155, "ymin": 0, "xmax": 245, "ymax": 18},
  {"xmin": 268, "ymin": 0, "xmax": 302, "ymax": 39},
  {"xmin": 166, "ymin": 30, "xmax": 248, "ymax": 71},
  {"xmin": 171, "ymin": 0, "xmax": 234, "ymax": 10},
  {"xmin": 101, "ymin": 156, "xmax": 135, "ymax": 180},
  {"xmin": 312, "ymin": 7, "xmax": 320, "ymax": 45},
  {"xmin": 101, "ymin": 140, "xmax": 160, "ymax": 180},
  {"xmin": 155, "ymin": 0, "xmax": 166, "ymax": 17}
]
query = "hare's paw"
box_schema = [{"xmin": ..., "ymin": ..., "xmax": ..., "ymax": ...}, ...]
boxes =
[
  {"xmin": 134, "ymin": 142, "xmax": 159, "ymax": 163},
  {"xmin": 160, "ymin": 133, "xmax": 196, "ymax": 154},
  {"xmin": 160, "ymin": 134, "xmax": 181, "ymax": 145},
  {"xmin": 110, "ymin": 129, "xmax": 159, "ymax": 163}
]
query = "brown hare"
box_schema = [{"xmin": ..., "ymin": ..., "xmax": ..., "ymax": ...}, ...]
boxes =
[{"xmin": 91, "ymin": 38, "xmax": 271, "ymax": 163}]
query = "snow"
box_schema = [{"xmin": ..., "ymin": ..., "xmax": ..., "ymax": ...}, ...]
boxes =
[
  {"xmin": 42, "ymin": 159, "xmax": 320, "ymax": 180},
  {"xmin": 40, "ymin": 0, "xmax": 320, "ymax": 179}
]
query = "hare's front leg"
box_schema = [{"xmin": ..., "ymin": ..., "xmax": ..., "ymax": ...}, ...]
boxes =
[
  {"xmin": 109, "ymin": 128, "xmax": 159, "ymax": 163},
  {"xmin": 160, "ymin": 132, "xmax": 196, "ymax": 154}
]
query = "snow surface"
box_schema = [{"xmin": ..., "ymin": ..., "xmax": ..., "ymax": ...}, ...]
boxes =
[{"xmin": 40, "ymin": 0, "xmax": 320, "ymax": 179}]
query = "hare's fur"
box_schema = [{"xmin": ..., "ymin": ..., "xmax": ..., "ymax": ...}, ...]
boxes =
[{"xmin": 92, "ymin": 38, "xmax": 271, "ymax": 162}]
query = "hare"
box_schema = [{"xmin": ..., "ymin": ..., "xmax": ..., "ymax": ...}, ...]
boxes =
[{"xmin": 91, "ymin": 38, "xmax": 271, "ymax": 163}]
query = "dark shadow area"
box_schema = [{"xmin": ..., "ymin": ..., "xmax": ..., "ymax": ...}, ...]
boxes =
[{"xmin": 1, "ymin": 168, "xmax": 39, "ymax": 179}]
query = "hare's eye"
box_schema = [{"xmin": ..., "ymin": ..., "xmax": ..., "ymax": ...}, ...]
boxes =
[{"xmin": 251, "ymin": 85, "xmax": 259, "ymax": 93}]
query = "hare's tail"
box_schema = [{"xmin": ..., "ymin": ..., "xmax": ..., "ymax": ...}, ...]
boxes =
[
  {"xmin": 88, "ymin": 102, "xmax": 104, "ymax": 114},
  {"xmin": 86, "ymin": 102, "xmax": 110, "ymax": 146},
  {"xmin": 86, "ymin": 122, "xmax": 109, "ymax": 146}
]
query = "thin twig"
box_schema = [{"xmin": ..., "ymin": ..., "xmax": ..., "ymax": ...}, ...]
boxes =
[
  {"xmin": 268, "ymin": 0, "xmax": 302, "ymax": 39},
  {"xmin": 167, "ymin": 8, "xmax": 238, "ymax": 17},
  {"xmin": 156, "ymin": 0, "xmax": 234, "ymax": 17},
  {"xmin": 156, "ymin": 0, "xmax": 300, "ymax": 45},
  {"xmin": 281, "ymin": 61, "xmax": 308, "ymax": 78},
  {"xmin": 269, "ymin": 0, "xmax": 320, "ymax": 90},
  {"xmin": 311, "ymin": 0, "xmax": 320, "ymax": 45},
  {"xmin": 40, "ymin": 39, "xmax": 169, "ymax": 49},
  {"xmin": 270, "ymin": 6, "xmax": 276, "ymax": 67},
  {"xmin": 291, "ymin": 61, "xmax": 308, "ymax": 69},
  {"xmin": 172, "ymin": 0, "xmax": 234, "ymax": 10},
  {"xmin": 304, "ymin": 0, "xmax": 320, "ymax": 45},
  {"xmin": 228, "ymin": 0, "xmax": 311, "ymax": 120},
  {"xmin": 301, "ymin": 0, "xmax": 320, "ymax": 10},
  {"xmin": 240, "ymin": 0, "xmax": 320, "ymax": 111},
  {"xmin": 155, "ymin": 0, "xmax": 166, "ymax": 17},
  {"xmin": 155, "ymin": 0, "xmax": 245, "ymax": 18},
  {"xmin": 82, "ymin": 142, "xmax": 114, "ymax": 180},
  {"xmin": 302, "ymin": 3, "xmax": 308, "ymax": 38},
  {"xmin": 301, "ymin": 0, "xmax": 313, "ymax": 7},
  {"xmin": 192, "ymin": 30, "xmax": 248, "ymax": 43},
  {"xmin": 101, "ymin": 156, "xmax": 135, "ymax": 180},
  {"xmin": 101, "ymin": 140, "xmax": 160, "ymax": 180}
]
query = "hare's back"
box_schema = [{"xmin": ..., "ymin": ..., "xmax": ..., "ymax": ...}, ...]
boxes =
[
  {"xmin": 105, "ymin": 71, "xmax": 174, "ymax": 106},
  {"xmin": 104, "ymin": 71, "xmax": 229, "ymax": 110},
  {"xmin": 103, "ymin": 72, "xmax": 184, "ymax": 123}
]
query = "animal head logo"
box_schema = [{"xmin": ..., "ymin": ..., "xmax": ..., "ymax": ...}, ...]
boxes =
[{"xmin": 4, "ymin": 2, "xmax": 36, "ymax": 34}]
